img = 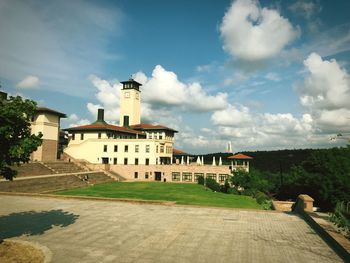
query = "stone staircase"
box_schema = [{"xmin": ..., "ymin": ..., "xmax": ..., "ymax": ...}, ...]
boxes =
[
  {"xmin": 0, "ymin": 172, "xmax": 115, "ymax": 193},
  {"xmin": 43, "ymin": 161, "xmax": 86, "ymax": 174},
  {"xmin": 10, "ymin": 162, "xmax": 55, "ymax": 177}
]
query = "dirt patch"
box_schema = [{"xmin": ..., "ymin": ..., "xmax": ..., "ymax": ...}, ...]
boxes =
[{"xmin": 0, "ymin": 240, "xmax": 45, "ymax": 263}]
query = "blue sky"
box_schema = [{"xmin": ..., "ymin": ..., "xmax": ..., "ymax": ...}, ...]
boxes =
[{"xmin": 1, "ymin": 0, "xmax": 350, "ymax": 153}]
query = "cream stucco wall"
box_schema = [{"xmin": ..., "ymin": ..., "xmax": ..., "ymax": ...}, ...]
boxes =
[
  {"xmin": 120, "ymin": 89, "xmax": 140, "ymax": 126},
  {"xmin": 64, "ymin": 137, "xmax": 173, "ymax": 165}
]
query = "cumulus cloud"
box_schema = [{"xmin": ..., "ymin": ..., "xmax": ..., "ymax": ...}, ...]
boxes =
[
  {"xmin": 208, "ymin": 100, "xmax": 325, "ymax": 150},
  {"xmin": 220, "ymin": 0, "xmax": 299, "ymax": 61},
  {"xmin": 16, "ymin": 75, "xmax": 40, "ymax": 89},
  {"xmin": 211, "ymin": 104, "xmax": 253, "ymax": 126},
  {"xmin": 134, "ymin": 65, "xmax": 228, "ymax": 112},
  {"xmin": 297, "ymin": 53, "xmax": 350, "ymax": 132},
  {"xmin": 86, "ymin": 75, "xmax": 121, "ymax": 122}
]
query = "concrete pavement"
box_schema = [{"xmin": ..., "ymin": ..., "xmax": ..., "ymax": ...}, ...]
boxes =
[{"xmin": 0, "ymin": 195, "xmax": 343, "ymax": 263}]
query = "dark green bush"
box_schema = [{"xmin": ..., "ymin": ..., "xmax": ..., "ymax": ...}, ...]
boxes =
[
  {"xmin": 255, "ymin": 191, "xmax": 270, "ymax": 204},
  {"xmin": 197, "ymin": 175, "xmax": 205, "ymax": 185},
  {"xmin": 206, "ymin": 178, "xmax": 220, "ymax": 192},
  {"xmin": 219, "ymin": 179, "xmax": 230, "ymax": 193}
]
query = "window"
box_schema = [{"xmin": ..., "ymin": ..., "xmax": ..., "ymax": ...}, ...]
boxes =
[
  {"xmin": 172, "ymin": 172, "xmax": 180, "ymax": 181},
  {"xmin": 194, "ymin": 173, "xmax": 204, "ymax": 182},
  {"xmin": 124, "ymin": 91, "xmax": 130, "ymax": 98},
  {"xmin": 72, "ymin": 133, "xmax": 75, "ymax": 140},
  {"xmin": 146, "ymin": 145, "xmax": 150, "ymax": 153},
  {"xmin": 160, "ymin": 145, "xmax": 164, "ymax": 153},
  {"xmin": 156, "ymin": 146, "xmax": 158, "ymax": 153},
  {"xmin": 124, "ymin": 145, "xmax": 128, "ymax": 152},
  {"xmin": 114, "ymin": 145, "xmax": 118, "ymax": 152},
  {"xmin": 206, "ymin": 173, "xmax": 216, "ymax": 180},
  {"xmin": 159, "ymin": 135, "xmax": 163, "ymax": 140},
  {"xmin": 80, "ymin": 133, "xmax": 84, "ymax": 140},
  {"xmin": 103, "ymin": 145, "xmax": 107, "ymax": 152},
  {"xmin": 124, "ymin": 158, "xmax": 128, "ymax": 165},
  {"xmin": 149, "ymin": 134, "xmax": 153, "ymax": 139},
  {"xmin": 145, "ymin": 158, "xmax": 149, "ymax": 165},
  {"xmin": 182, "ymin": 172, "xmax": 192, "ymax": 182},
  {"xmin": 134, "ymin": 172, "xmax": 138, "ymax": 179},
  {"xmin": 98, "ymin": 133, "xmax": 101, "ymax": 139},
  {"xmin": 135, "ymin": 145, "xmax": 139, "ymax": 153},
  {"xmin": 145, "ymin": 172, "xmax": 149, "ymax": 179},
  {"xmin": 135, "ymin": 158, "xmax": 139, "ymax": 165},
  {"xmin": 113, "ymin": 158, "xmax": 117, "ymax": 165},
  {"xmin": 154, "ymin": 134, "xmax": 158, "ymax": 139},
  {"xmin": 219, "ymin": 174, "xmax": 227, "ymax": 183}
]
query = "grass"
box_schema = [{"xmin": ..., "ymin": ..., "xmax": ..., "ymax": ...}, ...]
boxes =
[{"xmin": 56, "ymin": 182, "xmax": 262, "ymax": 209}]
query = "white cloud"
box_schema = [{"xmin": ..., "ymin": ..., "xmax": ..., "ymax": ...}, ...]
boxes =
[
  {"xmin": 211, "ymin": 104, "xmax": 253, "ymax": 126},
  {"xmin": 16, "ymin": 75, "xmax": 40, "ymax": 89},
  {"xmin": 134, "ymin": 65, "xmax": 228, "ymax": 112},
  {"xmin": 87, "ymin": 75, "xmax": 121, "ymax": 122},
  {"xmin": 220, "ymin": 0, "xmax": 299, "ymax": 61},
  {"xmin": 296, "ymin": 52, "xmax": 350, "ymax": 132},
  {"xmin": 67, "ymin": 113, "xmax": 79, "ymax": 122}
]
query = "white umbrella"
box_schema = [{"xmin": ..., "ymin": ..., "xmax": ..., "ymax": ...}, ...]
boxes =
[
  {"xmin": 212, "ymin": 156, "xmax": 216, "ymax": 166},
  {"xmin": 181, "ymin": 156, "xmax": 184, "ymax": 165},
  {"xmin": 186, "ymin": 155, "xmax": 190, "ymax": 165},
  {"xmin": 201, "ymin": 156, "xmax": 204, "ymax": 166},
  {"xmin": 196, "ymin": 156, "xmax": 201, "ymax": 165},
  {"xmin": 219, "ymin": 156, "xmax": 222, "ymax": 166}
]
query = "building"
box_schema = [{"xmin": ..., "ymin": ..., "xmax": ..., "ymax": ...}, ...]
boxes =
[
  {"xmin": 64, "ymin": 79, "xmax": 177, "ymax": 166},
  {"xmin": 63, "ymin": 78, "xmax": 251, "ymax": 183},
  {"xmin": 30, "ymin": 107, "xmax": 66, "ymax": 161}
]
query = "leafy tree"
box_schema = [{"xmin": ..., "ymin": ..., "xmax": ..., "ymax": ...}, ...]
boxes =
[
  {"xmin": 0, "ymin": 95, "xmax": 42, "ymax": 180},
  {"xmin": 230, "ymin": 169, "xmax": 272, "ymax": 195}
]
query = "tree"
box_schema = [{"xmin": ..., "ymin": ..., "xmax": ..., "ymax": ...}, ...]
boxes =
[
  {"xmin": 230, "ymin": 169, "xmax": 273, "ymax": 195},
  {"xmin": 0, "ymin": 95, "xmax": 42, "ymax": 180}
]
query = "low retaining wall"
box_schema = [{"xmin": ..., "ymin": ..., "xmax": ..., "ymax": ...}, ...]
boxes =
[{"xmin": 293, "ymin": 194, "xmax": 350, "ymax": 262}]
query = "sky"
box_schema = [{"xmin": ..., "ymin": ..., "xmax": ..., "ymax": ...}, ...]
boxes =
[{"xmin": 1, "ymin": 0, "xmax": 350, "ymax": 154}]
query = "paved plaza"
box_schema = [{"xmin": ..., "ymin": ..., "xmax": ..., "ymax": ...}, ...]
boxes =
[{"xmin": 0, "ymin": 195, "xmax": 342, "ymax": 263}]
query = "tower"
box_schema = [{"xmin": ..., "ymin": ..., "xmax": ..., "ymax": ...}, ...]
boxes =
[{"xmin": 119, "ymin": 78, "xmax": 141, "ymax": 127}]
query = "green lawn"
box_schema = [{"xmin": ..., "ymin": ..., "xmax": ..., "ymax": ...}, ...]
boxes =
[{"xmin": 56, "ymin": 182, "xmax": 262, "ymax": 209}]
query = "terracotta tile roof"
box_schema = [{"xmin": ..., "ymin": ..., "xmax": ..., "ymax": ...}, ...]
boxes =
[
  {"xmin": 36, "ymin": 107, "xmax": 66, "ymax": 118},
  {"xmin": 173, "ymin": 148, "xmax": 188, "ymax": 155},
  {"xmin": 228, "ymin": 153, "xmax": 253, "ymax": 159},
  {"xmin": 65, "ymin": 124, "xmax": 144, "ymax": 135},
  {"xmin": 130, "ymin": 123, "xmax": 178, "ymax": 132}
]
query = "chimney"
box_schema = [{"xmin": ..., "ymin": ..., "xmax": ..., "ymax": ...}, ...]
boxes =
[{"xmin": 97, "ymin": 108, "xmax": 104, "ymax": 122}]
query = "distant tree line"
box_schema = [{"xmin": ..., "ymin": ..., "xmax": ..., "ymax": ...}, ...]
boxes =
[{"xmin": 196, "ymin": 147, "xmax": 350, "ymax": 211}]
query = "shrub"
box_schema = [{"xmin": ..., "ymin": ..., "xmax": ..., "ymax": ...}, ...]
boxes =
[
  {"xmin": 228, "ymin": 187, "xmax": 240, "ymax": 195},
  {"xmin": 261, "ymin": 200, "xmax": 273, "ymax": 210},
  {"xmin": 329, "ymin": 201, "xmax": 350, "ymax": 238},
  {"xmin": 255, "ymin": 191, "xmax": 270, "ymax": 204},
  {"xmin": 206, "ymin": 178, "xmax": 220, "ymax": 192},
  {"xmin": 219, "ymin": 179, "xmax": 231, "ymax": 193},
  {"xmin": 197, "ymin": 175, "xmax": 205, "ymax": 185}
]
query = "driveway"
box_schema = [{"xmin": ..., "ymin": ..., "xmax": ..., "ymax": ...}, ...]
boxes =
[{"xmin": 0, "ymin": 195, "xmax": 342, "ymax": 263}]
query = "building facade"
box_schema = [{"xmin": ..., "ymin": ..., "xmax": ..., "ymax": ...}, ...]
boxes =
[
  {"xmin": 31, "ymin": 107, "xmax": 66, "ymax": 161},
  {"xmin": 64, "ymin": 79, "xmax": 177, "ymax": 165}
]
